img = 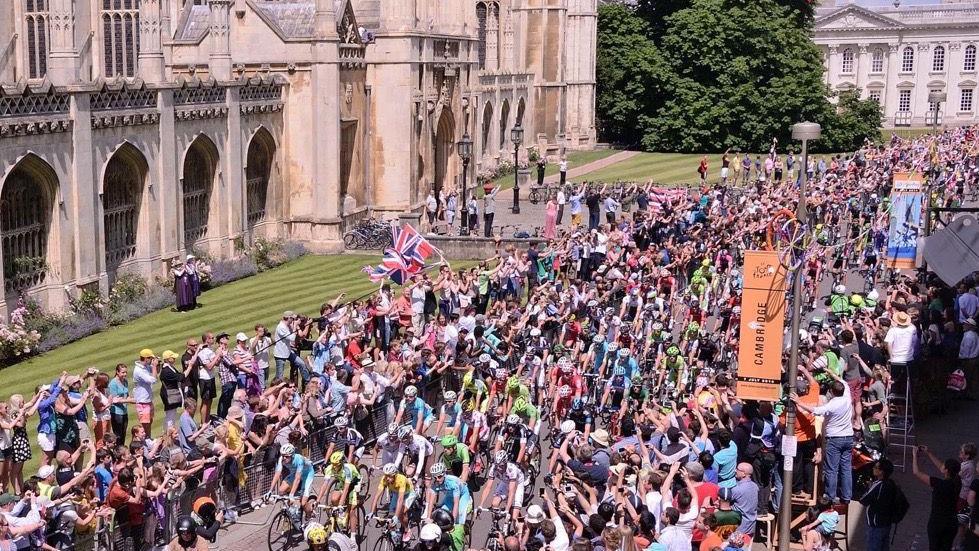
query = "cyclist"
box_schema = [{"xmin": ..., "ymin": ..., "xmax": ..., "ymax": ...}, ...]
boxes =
[
  {"xmin": 551, "ymin": 385, "xmax": 574, "ymax": 422},
  {"xmin": 318, "ymin": 451, "xmax": 363, "ymax": 536},
  {"xmin": 599, "ymin": 365, "xmax": 630, "ymax": 411},
  {"xmin": 658, "ymin": 344, "xmax": 687, "ymax": 390},
  {"xmin": 415, "ymin": 523, "xmax": 446, "ymax": 551},
  {"xmin": 268, "ymin": 443, "xmax": 317, "ymax": 519},
  {"xmin": 437, "ymin": 434, "xmax": 471, "ymax": 482},
  {"xmin": 477, "ymin": 450, "xmax": 525, "ymax": 514},
  {"xmin": 167, "ymin": 515, "xmax": 207, "ymax": 551},
  {"xmin": 424, "ymin": 463, "xmax": 473, "ymax": 528},
  {"xmin": 368, "ymin": 463, "xmax": 415, "ymax": 541},
  {"xmin": 432, "ymin": 390, "xmax": 462, "ymax": 437},
  {"xmin": 395, "ymin": 385, "xmax": 435, "ymax": 434},
  {"xmin": 498, "ymin": 413, "xmax": 536, "ymax": 466},
  {"xmin": 456, "ymin": 398, "xmax": 487, "ymax": 453},
  {"xmin": 400, "ymin": 424, "xmax": 434, "ymax": 481},
  {"xmin": 508, "ymin": 396, "xmax": 539, "ymax": 432},
  {"xmin": 567, "ymin": 397, "xmax": 594, "ymax": 434},
  {"xmin": 430, "ymin": 508, "xmax": 463, "ymax": 551},
  {"xmin": 324, "ymin": 415, "xmax": 364, "ymax": 465},
  {"xmin": 303, "ymin": 523, "xmax": 328, "ymax": 551},
  {"xmin": 374, "ymin": 422, "xmax": 408, "ymax": 468}
]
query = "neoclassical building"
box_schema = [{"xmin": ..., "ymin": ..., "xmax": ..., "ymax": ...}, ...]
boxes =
[
  {"xmin": 814, "ymin": 0, "xmax": 979, "ymax": 128},
  {"xmin": 0, "ymin": 0, "xmax": 597, "ymax": 313}
]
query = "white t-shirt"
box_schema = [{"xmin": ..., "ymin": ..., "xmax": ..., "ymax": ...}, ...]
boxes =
[
  {"xmin": 884, "ymin": 324, "xmax": 917, "ymax": 363},
  {"xmin": 812, "ymin": 383, "xmax": 853, "ymax": 438},
  {"xmin": 557, "ymin": 190, "xmax": 566, "ymax": 205},
  {"xmin": 410, "ymin": 286, "xmax": 426, "ymax": 314},
  {"xmin": 197, "ymin": 347, "xmax": 216, "ymax": 380}
]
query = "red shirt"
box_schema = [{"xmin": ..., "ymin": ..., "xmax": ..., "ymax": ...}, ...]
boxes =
[{"xmin": 107, "ymin": 482, "xmax": 144, "ymax": 526}]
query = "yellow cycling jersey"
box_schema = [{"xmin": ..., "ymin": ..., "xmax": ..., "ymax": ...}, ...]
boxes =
[{"xmin": 379, "ymin": 473, "xmax": 413, "ymax": 494}]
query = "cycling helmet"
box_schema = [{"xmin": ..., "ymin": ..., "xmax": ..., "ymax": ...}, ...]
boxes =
[
  {"xmin": 652, "ymin": 322, "xmax": 663, "ymax": 332},
  {"xmin": 443, "ymin": 390, "xmax": 457, "ymax": 402},
  {"xmin": 666, "ymin": 345, "xmax": 681, "ymax": 357},
  {"xmin": 617, "ymin": 347, "xmax": 629, "ymax": 357},
  {"xmin": 280, "ymin": 443, "xmax": 296, "ymax": 456},
  {"xmin": 867, "ymin": 289, "xmax": 880, "ymax": 301},
  {"xmin": 570, "ymin": 397, "xmax": 583, "ymax": 411},
  {"xmin": 387, "ymin": 422, "xmax": 398, "ymax": 435},
  {"xmin": 560, "ymin": 420, "xmax": 576, "ymax": 435},
  {"xmin": 495, "ymin": 367, "xmax": 508, "ymax": 379},
  {"xmin": 607, "ymin": 342, "xmax": 619, "ymax": 352},
  {"xmin": 701, "ymin": 259, "xmax": 710, "ymax": 267},
  {"xmin": 305, "ymin": 523, "xmax": 328, "ymax": 546},
  {"xmin": 530, "ymin": 327, "xmax": 542, "ymax": 337},
  {"xmin": 613, "ymin": 365, "xmax": 626, "ymax": 376},
  {"xmin": 558, "ymin": 385, "xmax": 572, "ymax": 398},
  {"xmin": 592, "ymin": 334, "xmax": 604, "ymax": 343},
  {"xmin": 176, "ymin": 515, "xmax": 197, "ymax": 535},
  {"xmin": 815, "ymin": 224, "xmax": 823, "ymax": 231},
  {"xmin": 382, "ymin": 463, "xmax": 398, "ymax": 476},
  {"xmin": 329, "ymin": 451, "xmax": 344, "ymax": 465},
  {"xmin": 461, "ymin": 399, "xmax": 476, "ymax": 413},
  {"xmin": 420, "ymin": 523, "xmax": 442, "ymax": 543},
  {"xmin": 506, "ymin": 377, "xmax": 520, "ymax": 393},
  {"xmin": 397, "ymin": 425, "xmax": 413, "ymax": 440},
  {"xmin": 553, "ymin": 343, "xmax": 566, "ymax": 355},
  {"xmin": 440, "ymin": 434, "xmax": 459, "ymax": 448},
  {"xmin": 834, "ymin": 284, "xmax": 846, "ymax": 295},
  {"xmin": 404, "ymin": 385, "xmax": 418, "ymax": 398},
  {"xmin": 506, "ymin": 413, "xmax": 521, "ymax": 425},
  {"xmin": 687, "ymin": 321, "xmax": 700, "ymax": 333},
  {"xmin": 334, "ymin": 415, "xmax": 349, "ymax": 428},
  {"xmin": 429, "ymin": 463, "xmax": 446, "ymax": 477},
  {"xmin": 494, "ymin": 450, "xmax": 509, "ymax": 464},
  {"xmin": 192, "ymin": 497, "xmax": 216, "ymax": 520},
  {"xmin": 431, "ymin": 508, "xmax": 454, "ymax": 531},
  {"xmin": 850, "ymin": 294, "xmax": 864, "ymax": 306},
  {"xmin": 558, "ymin": 357, "xmax": 573, "ymax": 372}
]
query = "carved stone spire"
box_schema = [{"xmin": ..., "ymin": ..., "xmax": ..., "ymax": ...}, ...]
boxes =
[
  {"xmin": 209, "ymin": 0, "xmax": 232, "ymax": 80},
  {"xmin": 139, "ymin": 0, "xmax": 165, "ymax": 82}
]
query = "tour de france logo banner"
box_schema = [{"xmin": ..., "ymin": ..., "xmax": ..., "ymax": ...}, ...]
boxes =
[
  {"xmin": 736, "ymin": 250, "xmax": 788, "ymax": 401},
  {"xmin": 886, "ymin": 172, "xmax": 924, "ymax": 270}
]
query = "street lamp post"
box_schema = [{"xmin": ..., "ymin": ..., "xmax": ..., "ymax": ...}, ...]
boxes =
[
  {"xmin": 457, "ymin": 133, "xmax": 473, "ymax": 236},
  {"xmin": 510, "ymin": 123, "xmax": 524, "ymax": 214},
  {"xmin": 779, "ymin": 121, "xmax": 822, "ymax": 551}
]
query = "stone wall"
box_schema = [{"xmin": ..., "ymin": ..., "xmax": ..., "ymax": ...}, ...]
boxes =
[{"xmin": 429, "ymin": 235, "xmax": 544, "ymax": 261}]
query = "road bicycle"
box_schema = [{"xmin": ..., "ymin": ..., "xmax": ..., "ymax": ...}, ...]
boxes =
[
  {"xmin": 343, "ymin": 217, "xmax": 392, "ymax": 250},
  {"xmin": 266, "ymin": 494, "xmax": 308, "ymax": 551}
]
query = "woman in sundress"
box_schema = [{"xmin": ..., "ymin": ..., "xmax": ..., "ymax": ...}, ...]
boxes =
[{"xmin": 8, "ymin": 392, "xmax": 40, "ymax": 493}]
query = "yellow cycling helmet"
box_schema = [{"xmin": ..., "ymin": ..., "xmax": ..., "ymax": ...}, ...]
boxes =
[
  {"xmin": 305, "ymin": 523, "xmax": 327, "ymax": 546},
  {"xmin": 329, "ymin": 451, "xmax": 344, "ymax": 465}
]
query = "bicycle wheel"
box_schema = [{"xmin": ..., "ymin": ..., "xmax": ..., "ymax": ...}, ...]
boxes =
[
  {"xmin": 267, "ymin": 511, "xmax": 299, "ymax": 551},
  {"xmin": 353, "ymin": 504, "xmax": 367, "ymax": 543},
  {"xmin": 343, "ymin": 232, "xmax": 361, "ymax": 249},
  {"xmin": 373, "ymin": 535, "xmax": 395, "ymax": 551}
]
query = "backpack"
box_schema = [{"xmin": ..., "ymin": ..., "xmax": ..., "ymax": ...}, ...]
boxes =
[{"xmin": 892, "ymin": 484, "xmax": 910, "ymax": 525}]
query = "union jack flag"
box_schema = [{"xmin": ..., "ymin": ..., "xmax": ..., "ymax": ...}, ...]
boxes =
[{"xmin": 363, "ymin": 223, "xmax": 442, "ymax": 284}]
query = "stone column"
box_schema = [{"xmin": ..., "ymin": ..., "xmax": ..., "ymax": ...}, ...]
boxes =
[
  {"xmin": 883, "ymin": 43, "xmax": 900, "ymax": 124},
  {"xmin": 158, "ymin": 90, "xmax": 180, "ymax": 258},
  {"xmin": 208, "ymin": 0, "xmax": 232, "ymax": 80},
  {"xmin": 70, "ymin": 93, "xmax": 98, "ymax": 288},
  {"xmin": 826, "ymin": 45, "xmax": 839, "ymax": 90},
  {"xmin": 486, "ymin": 4, "xmax": 499, "ymax": 71},
  {"xmin": 46, "ymin": 0, "xmax": 78, "ymax": 84},
  {"xmin": 139, "ymin": 0, "xmax": 165, "ymax": 82},
  {"xmin": 856, "ymin": 44, "xmax": 868, "ymax": 95},
  {"xmin": 226, "ymin": 86, "xmax": 244, "ymax": 240},
  {"xmin": 916, "ymin": 42, "xmax": 931, "ymax": 125}
]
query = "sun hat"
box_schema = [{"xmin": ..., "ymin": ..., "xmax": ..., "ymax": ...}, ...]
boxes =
[
  {"xmin": 65, "ymin": 375, "xmax": 82, "ymax": 387},
  {"xmin": 590, "ymin": 429, "xmax": 610, "ymax": 448},
  {"xmin": 235, "ymin": 332, "xmax": 248, "ymax": 342},
  {"xmin": 526, "ymin": 504, "xmax": 545, "ymax": 524},
  {"xmin": 38, "ymin": 465, "xmax": 55, "ymax": 479},
  {"xmin": 892, "ymin": 311, "xmax": 911, "ymax": 327}
]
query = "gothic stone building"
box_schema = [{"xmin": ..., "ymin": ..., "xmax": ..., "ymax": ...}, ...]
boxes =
[
  {"xmin": 0, "ymin": 0, "xmax": 597, "ymax": 313},
  {"xmin": 814, "ymin": 0, "xmax": 979, "ymax": 128}
]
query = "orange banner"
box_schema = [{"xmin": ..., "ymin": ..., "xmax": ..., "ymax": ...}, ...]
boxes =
[{"xmin": 736, "ymin": 250, "xmax": 788, "ymax": 401}]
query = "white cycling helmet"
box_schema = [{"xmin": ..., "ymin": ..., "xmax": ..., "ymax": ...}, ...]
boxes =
[
  {"xmin": 397, "ymin": 425, "xmax": 413, "ymax": 440},
  {"xmin": 429, "ymin": 463, "xmax": 446, "ymax": 477},
  {"xmin": 506, "ymin": 414, "xmax": 521, "ymax": 425},
  {"xmin": 420, "ymin": 523, "xmax": 442, "ymax": 542},
  {"xmin": 404, "ymin": 385, "xmax": 418, "ymax": 398},
  {"xmin": 560, "ymin": 420, "xmax": 576, "ymax": 435},
  {"xmin": 558, "ymin": 357, "xmax": 573, "ymax": 372},
  {"xmin": 867, "ymin": 289, "xmax": 880, "ymax": 301},
  {"xmin": 387, "ymin": 423, "xmax": 398, "ymax": 435},
  {"xmin": 834, "ymin": 284, "xmax": 846, "ymax": 295},
  {"xmin": 280, "ymin": 443, "xmax": 295, "ymax": 456},
  {"xmin": 530, "ymin": 327, "xmax": 542, "ymax": 337},
  {"xmin": 494, "ymin": 450, "xmax": 509, "ymax": 464},
  {"xmin": 652, "ymin": 322, "xmax": 663, "ymax": 331},
  {"xmin": 444, "ymin": 390, "xmax": 457, "ymax": 401},
  {"xmin": 382, "ymin": 463, "xmax": 398, "ymax": 476},
  {"xmin": 334, "ymin": 416, "xmax": 349, "ymax": 428}
]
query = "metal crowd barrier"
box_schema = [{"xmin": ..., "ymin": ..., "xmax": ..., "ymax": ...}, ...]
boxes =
[{"xmin": 118, "ymin": 367, "xmax": 471, "ymax": 548}]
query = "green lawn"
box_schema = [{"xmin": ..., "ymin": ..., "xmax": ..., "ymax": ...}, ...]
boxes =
[
  {"xmin": 484, "ymin": 149, "xmax": 623, "ymax": 193},
  {"xmin": 574, "ymin": 151, "xmax": 839, "ymax": 185},
  {"xmin": 0, "ymin": 254, "xmax": 474, "ymax": 472},
  {"xmin": 882, "ymin": 127, "xmax": 936, "ymax": 141}
]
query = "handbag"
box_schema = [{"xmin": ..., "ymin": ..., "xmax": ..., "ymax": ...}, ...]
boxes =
[{"xmin": 163, "ymin": 366, "xmax": 184, "ymax": 405}]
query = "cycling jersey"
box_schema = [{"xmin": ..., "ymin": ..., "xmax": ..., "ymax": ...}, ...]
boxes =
[
  {"xmin": 510, "ymin": 400, "xmax": 538, "ymax": 421},
  {"xmin": 276, "ymin": 454, "xmax": 314, "ymax": 484},
  {"xmin": 323, "ymin": 462, "xmax": 360, "ymax": 485},
  {"xmin": 379, "ymin": 473, "xmax": 414, "ymax": 495},
  {"xmin": 400, "ymin": 397, "xmax": 434, "ymax": 426},
  {"xmin": 431, "ymin": 474, "xmax": 472, "ymax": 525},
  {"xmin": 329, "ymin": 428, "xmax": 364, "ymax": 454},
  {"xmin": 439, "ymin": 444, "xmax": 471, "ymax": 475},
  {"xmin": 440, "ymin": 402, "xmax": 462, "ymax": 428}
]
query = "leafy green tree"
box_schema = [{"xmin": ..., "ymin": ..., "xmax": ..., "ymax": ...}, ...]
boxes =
[
  {"xmin": 595, "ymin": 3, "xmax": 666, "ymax": 147},
  {"xmin": 821, "ymin": 90, "xmax": 884, "ymax": 152}
]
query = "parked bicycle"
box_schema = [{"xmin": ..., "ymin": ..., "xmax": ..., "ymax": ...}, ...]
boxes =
[{"xmin": 343, "ymin": 217, "xmax": 393, "ymax": 250}]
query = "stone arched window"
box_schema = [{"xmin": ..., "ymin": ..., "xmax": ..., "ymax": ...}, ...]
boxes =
[
  {"xmin": 102, "ymin": 0, "xmax": 140, "ymax": 78},
  {"xmin": 841, "ymin": 48, "xmax": 854, "ymax": 74},
  {"xmin": 481, "ymin": 102, "xmax": 493, "ymax": 155},
  {"xmin": 965, "ymin": 45, "xmax": 976, "ymax": 72},
  {"xmin": 871, "ymin": 48, "xmax": 884, "ymax": 73},
  {"xmin": 24, "ymin": 0, "xmax": 49, "ymax": 80},
  {"xmin": 932, "ymin": 45, "xmax": 945, "ymax": 72},
  {"xmin": 182, "ymin": 137, "xmax": 217, "ymax": 248},
  {"xmin": 245, "ymin": 129, "xmax": 275, "ymax": 229},
  {"xmin": 498, "ymin": 100, "xmax": 510, "ymax": 151},
  {"xmin": 1, "ymin": 155, "xmax": 56, "ymax": 292},
  {"xmin": 476, "ymin": 3, "xmax": 487, "ymax": 69},
  {"xmin": 102, "ymin": 145, "xmax": 144, "ymax": 279},
  {"xmin": 902, "ymin": 46, "xmax": 914, "ymax": 72}
]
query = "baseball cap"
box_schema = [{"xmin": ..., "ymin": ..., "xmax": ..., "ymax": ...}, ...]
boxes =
[
  {"xmin": 718, "ymin": 487, "xmax": 734, "ymax": 502},
  {"xmin": 161, "ymin": 350, "xmax": 179, "ymax": 361},
  {"xmin": 236, "ymin": 332, "xmax": 249, "ymax": 342},
  {"xmin": 283, "ymin": 310, "xmax": 296, "ymax": 319},
  {"xmin": 38, "ymin": 465, "xmax": 55, "ymax": 479},
  {"xmin": 139, "ymin": 348, "xmax": 155, "ymax": 358}
]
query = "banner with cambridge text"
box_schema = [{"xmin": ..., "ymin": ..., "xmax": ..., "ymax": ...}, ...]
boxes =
[
  {"xmin": 736, "ymin": 250, "xmax": 788, "ymax": 401},
  {"xmin": 886, "ymin": 172, "xmax": 924, "ymax": 270}
]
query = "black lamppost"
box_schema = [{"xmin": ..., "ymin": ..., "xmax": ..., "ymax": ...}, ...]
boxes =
[
  {"xmin": 510, "ymin": 123, "xmax": 524, "ymax": 214},
  {"xmin": 457, "ymin": 132, "xmax": 473, "ymax": 235}
]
